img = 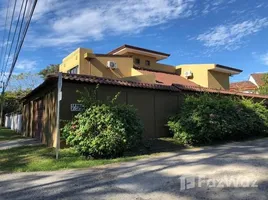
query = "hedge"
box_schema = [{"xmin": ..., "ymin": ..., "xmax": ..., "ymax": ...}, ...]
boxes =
[{"xmin": 167, "ymin": 93, "xmax": 268, "ymax": 145}]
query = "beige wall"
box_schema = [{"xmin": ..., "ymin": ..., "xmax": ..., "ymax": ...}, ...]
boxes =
[
  {"xmin": 177, "ymin": 64, "xmax": 231, "ymax": 89},
  {"xmin": 208, "ymin": 70, "xmax": 230, "ymax": 90}
]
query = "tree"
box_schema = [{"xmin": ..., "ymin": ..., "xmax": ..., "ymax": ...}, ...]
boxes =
[
  {"xmin": 2, "ymin": 72, "xmax": 42, "ymax": 117},
  {"xmin": 257, "ymin": 73, "xmax": 268, "ymax": 95},
  {"xmin": 38, "ymin": 64, "xmax": 59, "ymax": 79},
  {"xmin": 7, "ymin": 72, "xmax": 42, "ymax": 92}
]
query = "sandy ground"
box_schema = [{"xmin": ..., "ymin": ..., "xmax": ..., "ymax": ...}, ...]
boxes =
[{"xmin": 1, "ymin": 138, "xmax": 268, "ymax": 200}]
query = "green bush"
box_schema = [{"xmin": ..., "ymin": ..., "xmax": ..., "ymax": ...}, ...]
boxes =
[
  {"xmin": 62, "ymin": 93, "xmax": 143, "ymax": 158},
  {"xmin": 167, "ymin": 93, "xmax": 268, "ymax": 145}
]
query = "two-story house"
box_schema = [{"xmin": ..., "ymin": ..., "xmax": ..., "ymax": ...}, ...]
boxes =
[{"xmin": 59, "ymin": 44, "xmax": 242, "ymax": 90}]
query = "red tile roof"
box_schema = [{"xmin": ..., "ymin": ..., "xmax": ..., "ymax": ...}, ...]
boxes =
[
  {"xmin": 173, "ymin": 84, "xmax": 268, "ymax": 99},
  {"xmin": 230, "ymin": 81, "xmax": 257, "ymax": 92},
  {"xmin": 137, "ymin": 69, "xmax": 199, "ymax": 86},
  {"xmin": 22, "ymin": 73, "xmax": 268, "ymax": 101},
  {"xmin": 61, "ymin": 73, "xmax": 180, "ymax": 91},
  {"xmin": 251, "ymin": 73, "xmax": 266, "ymax": 86}
]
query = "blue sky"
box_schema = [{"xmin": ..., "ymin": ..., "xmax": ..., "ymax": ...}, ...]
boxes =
[{"xmin": 1, "ymin": 0, "xmax": 268, "ymax": 83}]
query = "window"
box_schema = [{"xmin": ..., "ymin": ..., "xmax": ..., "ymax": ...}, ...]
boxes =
[
  {"xmin": 145, "ymin": 60, "xmax": 150, "ymax": 66},
  {"xmin": 134, "ymin": 58, "xmax": 140, "ymax": 64},
  {"xmin": 67, "ymin": 66, "xmax": 78, "ymax": 74}
]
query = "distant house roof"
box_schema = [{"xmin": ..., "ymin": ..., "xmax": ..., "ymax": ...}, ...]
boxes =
[
  {"xmin": 230, "ymin": 81, "xmax": 257, "ymax": 92},
  {"xmin": 251, "ymin": 73, "xmax": 266, "ymax": 86},
  {"xmin": 107, "ymin": 44, "xmax": 170, "ymax": 61},
  {"xmin": 173, "ymin": 84, "xmax": 268, "ymax": 99},
  {"xmin": 137, "ymin": 69, "xmax": 199, "ymax": 86}
]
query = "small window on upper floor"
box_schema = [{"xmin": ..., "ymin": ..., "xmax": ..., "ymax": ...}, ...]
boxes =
[
  {"xmin": 134, "ymin": 58, "xmax": 140, "ymax": 65},
  {"xmin": 67, "ymin": 66, "xmax": 78, "ymax": 74},
  {"xmin": 145, "ymin": 60, "xmax": 150, "ymax": 66}
]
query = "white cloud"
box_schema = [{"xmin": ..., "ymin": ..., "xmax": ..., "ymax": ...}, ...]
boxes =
[
  {"xmin": 201, "ymin": 0, "xmax": 236, "ymax": 15},
  {"xmin": 26, "ymin": 0, "xmax": 195, "ymax": 48},
  {"xmin": 196, "ymin": 18, "xmax": 268, "ymax": 50},
  {"xmin": 261, "ymin": 53, "xmax": 268, "ymax": 65},
  {"xmin": 15, "ymin": 59, "xmax": 37, "ymax": 71}
]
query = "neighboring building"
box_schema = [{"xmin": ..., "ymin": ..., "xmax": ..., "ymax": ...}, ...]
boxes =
[
  {"xmin": 230, "ymin": 73, "xmax": 267, "ymax": 93},
  {"xmin": 59, "ymin": 44, "xmax": 242, "ymax": 90}
]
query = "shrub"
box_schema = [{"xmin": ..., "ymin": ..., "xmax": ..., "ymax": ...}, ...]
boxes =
[
  {"xmin": 62, "ymin": 88, "xmax": 143, "ymax": 158},
  {"xmin": 167, "ymin": 93, "xmax": 268, "ymax": 145}
]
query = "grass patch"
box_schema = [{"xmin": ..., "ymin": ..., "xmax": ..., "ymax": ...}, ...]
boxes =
[
  {"xmin": 0, "ymin": 145, "xmax": 157, "ymax": 172},
  {"xmin": 0, "ymin": 128, "xmax": 24, "ymax": 141},
  {"xmin": 0, "ymin": 138, "xmax": 184, "ymax": 172}
]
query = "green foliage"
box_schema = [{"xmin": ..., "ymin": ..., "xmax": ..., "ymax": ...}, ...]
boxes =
[
  {"xmin": 62, "ymin": 87, "xmax": 143, "ymax": 158},
  {"xmin": 7, "ymin": 72, "xmax": 41, "ymax": 92},
  {"xmin": 2, "ymin": 90, "xmax": 30, "ymax": 114},
  {"xmin": 257, "ymin": 73, "xmax": 268, "ymax": 95},
  {"xmin": 38, "ymin": 64, "xmax": 59, "ymax": 79},
  {"xmin": 167, "ymin": 93, "xmax": 268, "ymax": 145}
]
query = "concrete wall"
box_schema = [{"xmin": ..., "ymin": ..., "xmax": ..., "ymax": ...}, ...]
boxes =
[
  {"xmin": 60, "ymin": 81, "xmax": 181, "ymax": 139},
  {"xmin": 22, "ymin": 79, "xmax": 268, "ymax": 147}
]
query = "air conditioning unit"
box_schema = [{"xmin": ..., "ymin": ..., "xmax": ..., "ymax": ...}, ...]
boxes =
[
  {"xmin": 184, "ymin": 71, "xmax": 193, "ymax": 78},
  {"xmin": 107, "ymin": 61, "xmax": 117, "ymax": 69}
]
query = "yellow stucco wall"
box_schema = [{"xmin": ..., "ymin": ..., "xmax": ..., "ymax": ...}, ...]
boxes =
[
  {"xmin": 60, "ymin": 48, "xmax": 134, "ymax": 79},
  {"xmin": 60, "ymin": 48, "xmax": 175, "ymax": 80},
  {"xmin": 176, "ymin": 64, "xmax": 212, "ymax": 87},
  {"xmin": 60, "ymin": 48, "xmax": 93, "ymax": 74},
  {"xmin": 127, "ymin": 53, "xmax": 175, "ymax": 73},
  {"xmin": 208, "ymin": 70, "xmax": 230, "ymax": 90},
  {"xmin": 87, "ymin": 56, "xmax": 133, "ymax": 79},
  {"xmin": 176, "ymin": 64, "xmax": 230, "ymax": 89}
]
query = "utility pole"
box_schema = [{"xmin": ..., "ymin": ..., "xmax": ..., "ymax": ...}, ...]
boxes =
[
  {"xmin": 0, "ymin": 81, "xmax": 5, "ymax": 127},
  {"xmin": 56, "ymin": 73, "xmax": 62, "ymax": 159}
]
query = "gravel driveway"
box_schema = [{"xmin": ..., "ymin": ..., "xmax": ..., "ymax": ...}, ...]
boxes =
[{"xmin": 1, "ymin": 138, "xmax": 268, "ymax": 200}]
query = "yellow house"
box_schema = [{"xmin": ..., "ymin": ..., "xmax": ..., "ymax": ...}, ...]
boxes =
[
  {"xmin": 59, "ymin": 44, "xmax": 242, "ymax": 90},
  {"xmin": 176, "ymin": 64, "xmax": 242, "ymax": 89}
]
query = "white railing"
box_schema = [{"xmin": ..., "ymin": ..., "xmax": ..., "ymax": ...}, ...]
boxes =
[{"xmin": 5, "ymin": 113, "xmax": 22, "ymax": 133}]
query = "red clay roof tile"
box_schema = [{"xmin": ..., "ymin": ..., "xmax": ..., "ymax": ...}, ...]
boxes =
[
  {"xmin": 137, "ymin": 69, "xmax": 199, "ymax": 86},
  {"xmin": 251, "ymin": 73, "xmax": 266, "ymax": 86},
  {"xmin": 61, "ymin": 73, "xmax": 180, "ymax": 91},
  {"xmin": 173, "ymin": 84, "xmax": 268, "ymax": 99},
  {"xmin": 230, "ymin": 81, "xmax": 257, "ymax": 92}
]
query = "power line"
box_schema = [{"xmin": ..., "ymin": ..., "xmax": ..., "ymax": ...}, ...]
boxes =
[
  {"xmin": 0, "ymin": 0, "xmax": 12, "ymax": 79},
  {"xmin": 1, "ymin": 0, "xmax": 26, "ymax": 81},
  {"xmin": 4, "ymin": 0, "xmax": 38, "ymax": 90},
  {"xmin": 13, "ymin": 0, "xmax": 29, "ymax": 59},
  {"xmin": 0, "ymin": 0, "xmax": 18, "ymax": 80}
]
